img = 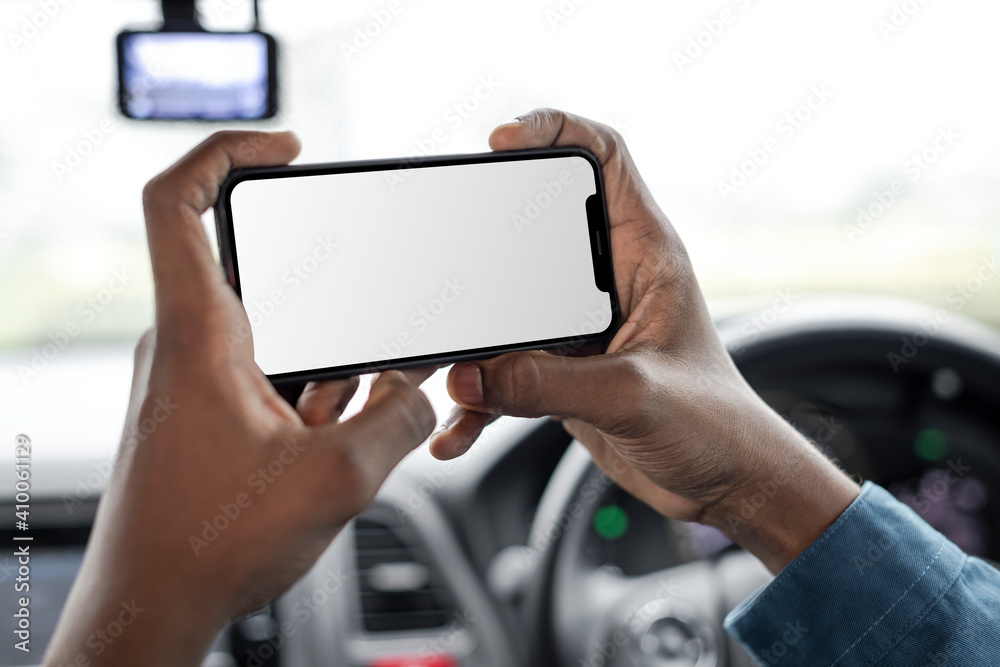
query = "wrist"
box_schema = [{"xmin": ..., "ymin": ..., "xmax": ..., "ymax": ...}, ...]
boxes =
[{"xmin": 702, "ymin": 405, "xmax": 861, "ymax": 574}]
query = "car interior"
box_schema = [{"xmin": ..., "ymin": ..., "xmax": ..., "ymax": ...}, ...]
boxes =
[{"xmin": 2, "ymin": 2, "xmax": 999, "ymax": 667}]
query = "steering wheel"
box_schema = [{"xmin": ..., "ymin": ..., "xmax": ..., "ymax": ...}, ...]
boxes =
[
  {"xmin": 523, "ymin": 443, "xmax": 769, "ymax": 667},
  {"xmin": 522, "ymin": 298, "xmax": 1000, "ymax": 667}
]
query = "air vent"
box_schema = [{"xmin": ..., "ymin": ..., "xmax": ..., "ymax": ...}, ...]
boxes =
[{"xmin": 354, "ymin": 518, "xmax": 453, "ymax": 633}]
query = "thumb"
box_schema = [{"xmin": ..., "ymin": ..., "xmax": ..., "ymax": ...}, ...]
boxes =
[
  {"xmin": 488, "ymin": 108, "xmax": 619, "ymax": 165},
  {"xmin": 446, "ymin": 350, "xmax": 649, "ymax": 431}
]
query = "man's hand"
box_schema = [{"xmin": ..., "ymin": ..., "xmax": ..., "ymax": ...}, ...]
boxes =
[
  {"xmin": 430, "ymin": 109, "xmax": 859, "ymax": 574},
  {"xmin": 45, "ymin": 132, "xmax": 436, "ymax": 667}
]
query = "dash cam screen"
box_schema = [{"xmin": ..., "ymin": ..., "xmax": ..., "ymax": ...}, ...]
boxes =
[
  {"xmin": 119, "ymin": 32, "xmax": 273, "ymax": 120},
  {"xmin": 226, "ymin": 156, "xmax": 614, "ymax": 376}
]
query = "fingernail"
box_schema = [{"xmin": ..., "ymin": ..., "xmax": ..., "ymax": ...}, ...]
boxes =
[
  {"xmin": 494, "ymin": 117, "xmax": 525, "ymax": 129},
  {"xmin": 432, "ymin": 411, "xmax": 459, "ymax": 436},
  {"xmin": 452, "ymin": 363, "xmax": 483, "ymax": 406},
  {"xmin": 442, "ymin": 410, "xmax": 462, "ymax": 430}
]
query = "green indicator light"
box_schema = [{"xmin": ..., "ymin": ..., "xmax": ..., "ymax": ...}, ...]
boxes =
[
  {"xmin": 594, "ymin": 504, "xmax": 629, "ymax": 541},
  {"xmin": 914, "ymin": 428, "xmax": 948, "ymax": 461}
]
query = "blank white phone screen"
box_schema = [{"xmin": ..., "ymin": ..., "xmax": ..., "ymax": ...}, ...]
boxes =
[{"xmin": 228, "ymin": 156, "xmax": 613, "ymax": 376}]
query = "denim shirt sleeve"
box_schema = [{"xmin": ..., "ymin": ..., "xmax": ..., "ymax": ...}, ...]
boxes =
[{"xmin": 724, "ymin": 482, "xmax": 1000, "ymax": 666}]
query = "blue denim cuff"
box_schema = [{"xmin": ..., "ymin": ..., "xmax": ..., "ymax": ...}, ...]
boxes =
[{"xmin": 724, "ymin": 482, "xmax": 967, "ymax": 666}]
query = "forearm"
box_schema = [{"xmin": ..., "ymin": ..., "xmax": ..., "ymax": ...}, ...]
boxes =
[{"xmin": 45, "ymin": 556, "xmax": 221, "ymax": 666}]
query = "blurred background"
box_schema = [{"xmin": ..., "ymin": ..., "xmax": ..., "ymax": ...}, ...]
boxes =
[{"xmin": 1, "ymin": 0, "xmax": 999, "ymax": 467}]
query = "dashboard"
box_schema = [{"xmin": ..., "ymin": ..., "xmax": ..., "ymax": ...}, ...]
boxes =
[
  {"xmin": 577, "ymin": 303, "xmax": 1000, "ymax": 583},
  {"xmin": 4, "ymin": 298, "xmax": 1000, "ymax": 667}
]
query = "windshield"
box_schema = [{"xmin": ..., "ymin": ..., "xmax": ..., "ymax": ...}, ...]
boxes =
[{"xmin": 3, "ymin": 0, "xmax": 999, "ymax": 465}]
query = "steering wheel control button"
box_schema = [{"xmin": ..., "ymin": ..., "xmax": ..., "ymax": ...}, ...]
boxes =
[
  {"xmin": 369, "ymin": 655, "xmax": 458, "ymax": 667},
  {"xmin": 638, "ymin": 618, "xmax": 708, "ymax": 666},
  {"xmin": 628, "ymin": 606, "xmax": 718, "ymax": 667},
  {"xmin": 486, "ymin": 545, "xmax": 539, "ymax": 603}
]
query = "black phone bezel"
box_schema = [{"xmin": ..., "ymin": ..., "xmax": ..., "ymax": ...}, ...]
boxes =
[
  {"xmin": 214, "ymin": 147, "xmax": 620, "ymax": 385},
  {"xmin": 116, "ymin": 29, "xmax": 279, "ymax": 121}
]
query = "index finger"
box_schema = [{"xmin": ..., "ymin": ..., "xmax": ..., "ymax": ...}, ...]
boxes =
[{"xmin": 142, "ymin": 131, "xmax": 301, "ymax": 318}]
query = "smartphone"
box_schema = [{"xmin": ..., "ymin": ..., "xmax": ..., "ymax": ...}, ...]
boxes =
[
  {"xmin": 214, "ymin": 148, "xmax": 619, "ymax": 384},
  {"xmin": 116, "ymin": 30, "xmax": 278, "ymax": 120}
]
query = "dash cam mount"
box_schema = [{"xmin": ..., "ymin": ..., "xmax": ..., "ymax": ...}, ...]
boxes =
[
  {"xmin": 160, "ymin": 0, "xmax": 199, "ymax": 30},
  {"xmin": 159, "ymin": 0, "xmax": 261, "ymax": 31}
]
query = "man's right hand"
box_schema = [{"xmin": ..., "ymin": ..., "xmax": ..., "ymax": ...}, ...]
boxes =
[{"xmin": 430, "ymin": 109, "xmax": 859, "ymax": 573}]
